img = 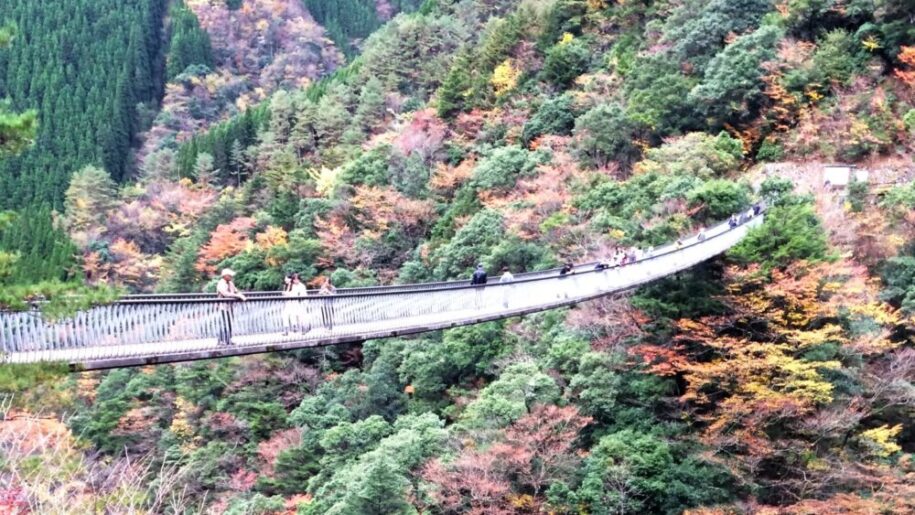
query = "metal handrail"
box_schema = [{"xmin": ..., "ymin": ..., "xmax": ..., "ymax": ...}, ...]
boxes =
[{"xmin": 113, "ymin": 211, "xmax": 749, "ymax": 303}]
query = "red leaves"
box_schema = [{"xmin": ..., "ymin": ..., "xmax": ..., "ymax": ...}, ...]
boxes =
[
  {"xmin": 422, "ymin": 405, "xmax": 590, "ymax": 512},
  {"xmin": 393, "ymin": 109, "xmax": 447, "ymax": 160},
  {"xmin": 257, "ymin": 428, "xmax": 303, "ymax": 477}
]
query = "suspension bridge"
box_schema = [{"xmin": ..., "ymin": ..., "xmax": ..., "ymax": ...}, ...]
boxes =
[{"xmin": 0, "ymin": 213, "xmax": 763, "ymax": 371}]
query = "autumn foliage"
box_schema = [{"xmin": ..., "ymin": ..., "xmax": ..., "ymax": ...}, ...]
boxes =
[
  {"xmin": 195, "ymin": 217, "xmax": 256, "ymax": 274},
  {"xmin": 895, "ymin": 46, "xmax": 915, "ymax": 87}
]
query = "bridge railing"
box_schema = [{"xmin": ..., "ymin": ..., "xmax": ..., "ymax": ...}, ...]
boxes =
[{"xmin": 0, "ymin": 215, "xmax": 762, "ymax": 366}]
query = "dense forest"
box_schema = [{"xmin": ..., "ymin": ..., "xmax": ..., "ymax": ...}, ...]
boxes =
[
  {"xmin": 304, "ymin": 0, "xmax": 425, "ymax": 56},
  {"xmin": 0, "ymin": 0, "xmax": 167, "ymax": 206},
  {"xmin": 3, "ymin": 0, "xmax": 915, "ymax": 513}
]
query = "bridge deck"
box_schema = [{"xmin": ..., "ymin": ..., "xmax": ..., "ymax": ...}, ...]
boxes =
[{"xmin": 0, "ymin": 215, "xmax": 763, "ymax": 371}]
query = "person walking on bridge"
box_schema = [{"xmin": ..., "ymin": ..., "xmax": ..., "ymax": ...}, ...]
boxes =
[
  {"xmin": 318, "ymin": 278, "xmax": 337, "ymax": 331},
  {"xmin": 471, "ymin": 264, "xmax": 488, "ymax": 309},
  {"xmin": 283, "ymin": 273, "xmax": 308, "ymax": 336},
  {"xmin": 471, "ymin": 264, "xmax": 488, "ymax": 285},
  {"xmin": 499, "ymin": 267, "xmax": 514, "ymax": 307},
  {"xmin": 216, "ymin": 268, "xmax": 246, "ymax": 346}
]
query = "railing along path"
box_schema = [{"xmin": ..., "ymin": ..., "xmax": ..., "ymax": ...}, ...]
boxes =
[{"xmin": 0, "ymin": 214, "xmax": 763, "ymax": 370}]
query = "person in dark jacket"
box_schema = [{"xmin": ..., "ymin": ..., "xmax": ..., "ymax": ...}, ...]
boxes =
[
  {"xmin": 471, "ymin": 264, "xmax": 488, "ymax": 285},
  {"xmin": 559, "ymin": 262, "xmax": 574, "ymax": 276}
]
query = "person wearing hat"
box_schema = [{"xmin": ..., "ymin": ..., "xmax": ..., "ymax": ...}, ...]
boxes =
[{"xmin": 216, "ymin": 268, "xmax": 246, "ymax": 345}]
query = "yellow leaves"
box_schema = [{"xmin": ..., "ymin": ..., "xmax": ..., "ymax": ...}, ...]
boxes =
[
  {"xmin": 805, "ymin": 87, "xmax": 824, "ymax": 103},
  {"xmin": 491, "ymin": 59, "xmax": 521, "ymax": 97},
  {"xmin": 256, "ymin": 226, "xmax": 289, "ymax": 267},
  {"xmin": 255, "ymin": 226, "xmax": 288, "ymax": 251},
  {"xmin": 849, "ymin": 302, "xmax": 900, "ymax": 327},
  {"xmin": 307, "ymin": 166, "xmax": 342, "ymax": 197},
  {"xmin": 508, "ymin": 494, "xmax": 537, "ymax": 509},
  {"xmin": 609, "ymin": 228, "xmax": 625, "ymax": 240},
  {"xmin": 586, "ymin": 0, "xmax": 608, "ymax": 11},
  {"xmin": 559, "ymin": 32, "xmax": 575, "ymax": 45},
  {"xmin": 858, "ymin": 424, "xmax": 902, "ymax": 458},
  {"xmin": 169, "ymin": 396, "xmax": 195, "ymax": 441},
  {"xmin": 784, "ymin": 323, "xmax": 845, "ymax": 350},
  {"xmin": 861, "ymin": 35, "xmax": 881, "ymax": 52}
]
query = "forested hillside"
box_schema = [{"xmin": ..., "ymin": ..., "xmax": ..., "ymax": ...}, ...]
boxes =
[
  {"xmin": 0, "ymin": 0, "xmax": 167, "ymax": 207},
  {"xmin": 304, "ymin": 0, "xmax": 425, "ymax": 56},
  {"xmin": 2, "ymin": 0, "xmax": 915, "ymax": 513}
]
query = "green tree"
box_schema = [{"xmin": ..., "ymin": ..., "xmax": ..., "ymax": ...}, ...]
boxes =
[
  {"xmin": 431, "ymin": 209, "xmax": 505, "ymax": 279},
  {"xmin": 0, "ymin": 26, "xmax": 37, "ymax": 156},
  {"xmin": 471, "ymin": 145, "xmax": 543, "ymax": 190},
  {"xmin": 728, "ymin": 201, "xmax": 829, "ymax": 271},
  {"xmin": 166, "ymin": 1, "xmax": 214, "ymax": 80},
  {"xmin": 573, "ymin": 103, "xmax": 640, "ymax": 168},
  {"xmin": 572, "ymin": 430, "xmax": 734, "ymax": 514},
  {"xmin": 543, "ymin": 37, "xmax": 591, "ymax": 86},
  {"xmin": 458, "ymin": 361, "xmax": 561, "ymax": 430},
  {"xmin": 688, "ymin": 25, "xmax": 782, "ymax": 127},
  {"xmin": 521, "ymin": 94, "xmax": 576, "ymax": 145}
]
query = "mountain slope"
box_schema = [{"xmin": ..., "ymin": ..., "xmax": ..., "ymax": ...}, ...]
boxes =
[{"xmin": 2, "ymin": 0, "xmax": 915, "ymax": 513}]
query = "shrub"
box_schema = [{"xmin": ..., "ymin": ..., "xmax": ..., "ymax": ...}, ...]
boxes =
[
  {"xmin": 903, "ymin": 108, "xmax": 915, "ymax": 133},
  {"xmin": 543, "ymin": 37, "xmax": 591, "ymax": 86},
  {"xmin": 471, "ymin": 146, "xmax": 544, "ymax": 190},
  {"xmin": 756, "ymin": 138, "xmax": 785, "ymax": 162},
  {"xmin": 688, "ymin": 180, "xmax": 752, "ymax": 221},
  {"xmin": 522, "ymin": 95, "xmax": 576, "ymax": 144},
  {"xmin": 880, "ymin": 256, "xmax": 915, "ymax": 314},
  {"xmin": 728, "ymin": 202, "xmax": 829, "ymax": 271}
]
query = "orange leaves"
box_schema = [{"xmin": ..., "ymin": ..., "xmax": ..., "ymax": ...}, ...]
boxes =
[
  {"xmin": 629, "ymin": 344, "xmax": 689, "ymax": 376},
  {"xmin": 314, "ymin": 212, "xmax": 358, "ymax": 268},
  {"xmin": 893, "ymin": 46, "xmax": 915, "ymax": 87},
  {"xmin": 195, "ymin": 217, "xmax": 256, "ymax": 275},
  {"xmin": 430, "ymin": 158, "xmax": 475, "ymax": 193},
  {"xmin": 349, "ymin": 185, "xmax": 435, "ymax": 238},
  {"xmin": 257, "ymin": 428, "xmax": 303, "ymax": 477}
]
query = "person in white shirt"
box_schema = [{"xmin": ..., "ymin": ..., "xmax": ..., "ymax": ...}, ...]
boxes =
[
  {"xmin": 499, "ymin": 268, "xmax": 514, "ymax": 307},
  {"xmin": 499, "ymin": 268, "xmax": 514, "ymax": 283},
  {"xmin": 282, "ymin": 273, "xmax": 308, "ymax": 335},
  {"xmin": 216, "ymin": 268, "xmax": 245, "ymax": 345}
]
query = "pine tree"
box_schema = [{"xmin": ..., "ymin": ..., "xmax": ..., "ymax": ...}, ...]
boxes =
[
  {"xmin": 193, "ymin": 152, "xmax": 218, "ymax": 186},
  {"xmin": 229, "ymin": 139, "xmax": 246, "ymax": 187}
]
